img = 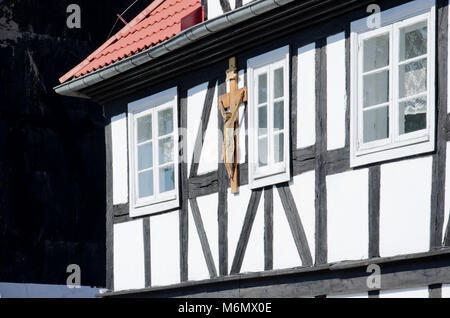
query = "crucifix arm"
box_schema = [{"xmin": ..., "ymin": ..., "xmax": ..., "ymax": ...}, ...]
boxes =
[
  {"xmin": 219, "ymin": 98, "xmax": 228, "ymax": 120},
  {"xmin": 229, "ymin": 90, "xmax": 245, "ymax": 124}
]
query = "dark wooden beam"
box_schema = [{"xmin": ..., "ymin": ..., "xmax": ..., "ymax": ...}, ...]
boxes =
[
  {"xmin": 264, "ymin": 186, "xmax": 273, "ymax": 271},
  {"xmin": 179, "ymin": 90, "xmax": 189, "ymax": 282},
  {"xmin": 218, "ymin": 80, "xmax": 229, "ymax": 276},
  {"xmin": 219, "ymin": 0, "xmax": 232, "ymax": 13},
  {"xmin": 143, "ymin": 217, "xmax": 151, "ymax": 287},
  {"xmin": 314, "ymin": 38, "xmax": 327, "ymax": 265},
  {"xmin": 368, "ymin": 166, "xmax": 380, "ymax": 258},
  {"xmin": 101, "ymin": 248, "xmax": 450, "ymax": 298}
]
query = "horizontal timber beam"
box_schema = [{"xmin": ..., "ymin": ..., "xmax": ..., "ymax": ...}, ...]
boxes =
[{"xmin": 100, "ymin": 248, "xmax": 450, "ymax": 298}]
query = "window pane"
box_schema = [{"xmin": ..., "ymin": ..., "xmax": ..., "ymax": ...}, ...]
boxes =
[
  {"xmin": 258, "ymin": 73, "xmax": 267, "ymax": 104},
  {"xmin": 400, "ymin": 21, "xmax": 427, "ymax": 61},
  {"xmin": 158, "ymin": 136, "xmax": 174, "ymax": 165},
  {"xmin": 258, "ymin": 105, "xmax": 267, "ymax": 136},
  {"xmin": 258, "ymin": 137, "xmax": 268, "ymax": 167},
  {"xmin": 159, "ymin": 165, "xmax": 175, "ymax": 193},
  {"xmin": 274, "ymin": 133, "xmax": 284, "ymax": 163},
  {"xmin": 138, "ymin": 170, "xmax": 154, "ymax": 198},
  {"xmin": 399, "ymin": 96, "xmax": 427, "ymax": 134},
  {"xmin": 274, "ymin": 68, "xmax": 284, "ymax": 99},
  {"xmin": 274, "ymin": 101, "xmax": 284, "ymax": 131},
  {"xmin": 399, "ymin": 58, "xmax": 427, "ymax": 98},
  {"xmin": 363, "ymin": 70, "xmax": 389, "ymax": 107},
  {"xmin": 137, "ymin": 115, "xmax": 152, "ymax": 143},
  {"xmin": 363, "ymin": 107, "xmax": 389, "ymax": 143},
  {"xmin": 363, "ymin": 33, "xmax": 389, "ymax": 72},
  {"xmin": 158, "ymin": 108, "xmax": 173, "ymax": 136},
  {"xmin": 138, "ymin": 142, "xmax": 153, "ymax": 171}
]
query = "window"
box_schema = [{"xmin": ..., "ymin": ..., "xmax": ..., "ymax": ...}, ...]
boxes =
[
  {"xmin": 248, "ymin": 46, "xmax": 290, "ymax": 189},
  {"xmin": 128, "ymin": 87, "xmax": 179, "ymax": 217},
  {"xmin": 350, "ymin": 0, "xmax": 435, "ymax": 167}
]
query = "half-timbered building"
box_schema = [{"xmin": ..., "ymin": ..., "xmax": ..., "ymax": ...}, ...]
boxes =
[{"xmin": 55, "ymin": 0, "xmax": 450, "ymax": 297}]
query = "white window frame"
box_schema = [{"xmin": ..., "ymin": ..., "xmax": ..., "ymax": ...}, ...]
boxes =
[
  {"xmin": 350, "ymin": 0, "xmax": 436, "ymax": 167},
  {"xmin": 247, "ymin": 45, "xmax": 291, "ymax": 189},
  {"xmin": 128, "ymin": 87, "xmax": 179, "ymax": 217}
]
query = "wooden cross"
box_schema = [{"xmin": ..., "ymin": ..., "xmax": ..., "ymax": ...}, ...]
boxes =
[{"xmin": 218, "ymin": 57, "xmax": 247, "ymax": 194}]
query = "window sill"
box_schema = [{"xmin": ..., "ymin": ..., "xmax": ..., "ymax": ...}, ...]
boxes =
[
  {"xmin": 350, "ymin": 139, "xmax": 434, "ymax": 168},
  {"xmin": 129, "ymin": 197, "xmax": 180, "ymax": 217}
]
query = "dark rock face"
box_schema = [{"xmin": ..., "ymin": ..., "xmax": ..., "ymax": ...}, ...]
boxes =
[{"xmin": 0, "ymin": 0, "xmax": 150, "ymax": 287}]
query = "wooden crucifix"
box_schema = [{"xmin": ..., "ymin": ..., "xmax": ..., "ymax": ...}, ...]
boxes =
[{"xmin": 219, "ymin": 57, "xmax": 247, "ymax": 194}]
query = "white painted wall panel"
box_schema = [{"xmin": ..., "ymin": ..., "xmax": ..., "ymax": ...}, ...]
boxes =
[
  {"xmin": 228, "ymin": 185, "xmax": 252, "ymax": 273},
  {"xmin": 188, "ymin": 202, "xmax": 210, "ymax": 281},
  {"xmin": 327, "ymin": 169, "xmax": 368, "ymax": 263},
  {"xmin": 289, "ymin": 171, "xmax": 315, "ymax": 264},
  {"xmin": 113, "ymin": 219, "xmax": 145, "ymax": 291},
  {"xmin": 444, "ymin": 142, "xmax": 450, "ymax": 244},
  {"xmin": 111, "ymin": 113, "xmax": 128, "ymax": 205},
  {"xmin": 187, "ymin": 83, "xmax": 208, "ymax": 174},
  {"xmin": 327, "ymin": 32, "xmax": 347, "ymax": 151},
  {"xmin": 380, "ymin": 157, "xmax": 432, "ymax": 257},
  {"xmin": 240, "ymin": 192, "xmax": 264, "ymax": 273},
  {"xmin": 150, "ymin": 211, "xmax": 180, "ymax": 286},
  {"xmin": 197, "ymin": 193, "xmax": 219, "ymax": 272},
  {"xmin": 273, "ymin": 187, "xmax": 302, "ymax": 270},
  {"xmin": 442, "ymin": 284, "xmax": 450, "ymax": 298},
  {"xmin": 327, "ymin": 293, "xmax": 368, "ymax": 298},
  {"xmin": 297, "ymin": 43, "xmax": 316, "ymax": 148},
  {"xmin": 380, "ymin": 287, "xmax": 429, "ymax": 298},
  {"xmin": 207, "ymin": 0, "xmax": 224, "ymax": 20},
  {"xmin": 198, "ymin": 82, "xmax": 219, "ymax": 174}
]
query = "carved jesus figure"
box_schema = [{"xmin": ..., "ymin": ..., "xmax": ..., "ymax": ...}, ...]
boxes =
[{"xmin": 219, "ymin": 90, "xmax": 245, "ymax": 180}]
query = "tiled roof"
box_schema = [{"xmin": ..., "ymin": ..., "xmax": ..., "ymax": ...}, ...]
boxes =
[{"xmin": 59, "ymin": 0, "xmax": 202, "ymax": 83}]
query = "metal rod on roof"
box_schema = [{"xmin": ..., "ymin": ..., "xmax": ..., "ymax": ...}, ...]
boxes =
[{"xmin": 117, "ymin": 14, "xmax": 128, "ymax": 25}]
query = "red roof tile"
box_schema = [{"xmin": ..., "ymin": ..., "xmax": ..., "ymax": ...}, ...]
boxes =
[{"xmin": 59, "ymin": 0, "xmax": 202, "ymax": 83}]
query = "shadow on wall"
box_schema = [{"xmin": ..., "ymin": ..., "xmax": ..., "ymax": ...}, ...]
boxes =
[{"xmin": 0, "ymin": 0, "xmax": 151, "ymax": 289}]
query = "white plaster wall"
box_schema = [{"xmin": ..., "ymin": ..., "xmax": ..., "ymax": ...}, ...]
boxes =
[
  {"xmin": 228, "ymin": 185, "xmax": 252, "ymax": 273},
  {"xmin": 380, "ymin": 287, "xmax": 429, "ymax": 298},
  {"xmin": 327, "ymin": 32, "xmax": 347, "ymax": 151},
  {"xmin": 442, "ymin": 284, "xmax": 450, "ymax": 298},
  {"xmin": 188, "ymin": 202, "xmax": 210, "ymax": 281},
  {"xmin": 197, "ymin": 193, "xmax": 219, "ymax": 272},
  {"xmin": 240, "ymin": 191, "xmax": 264, "ymax": 273},
  {"xmin": 111, "ymin": 113, "xmax": 128, "ymax": 205},
  {"xmin": 207, "ymin": 1, "xmax": 256, "ymax": 20},
  {"xmin": 327, "ymin": 169, "xmax": 368, "ymax": 263},
  {"xmin": 289, "ymin": 171, "xmax": 316, "ymax": 264},
  {"xmin": 113, "ymin": 219, "xmax": 145, "ymax": 291},
  {"xmin": 198, "ymin": 82, "xmax": 219, "ymax": 174},
  {"xmin": 207, "ymin": 0, "xmax": 225, "ymax": 20},
  {"xmin": 297, "ymin": 43, "xmax": 316, "ymax": 148},
  {"xmin": 327, "ymin": 293, "xmax": 368, "ymax": 298},
  {"xmin": 380, "ymin": 157, "xmax": 432, "ymax": 257},
  {"xmin": 0, "ymin": 283, "xmax": 105, "ymax": 298},
  {"xmin": 273, "ymin": 186, "xmax": 302, "ymax": 270},
  {"xmin": 444, "ymin": 142, "xmax": 450, "ymax": 244},
  {"xmin": 150, "ymin": 211, "xmax": 180, "ymax": 286},
  {"xmin": 187, "ymin": 83, "xmax": 209, "ymax": 174}
]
